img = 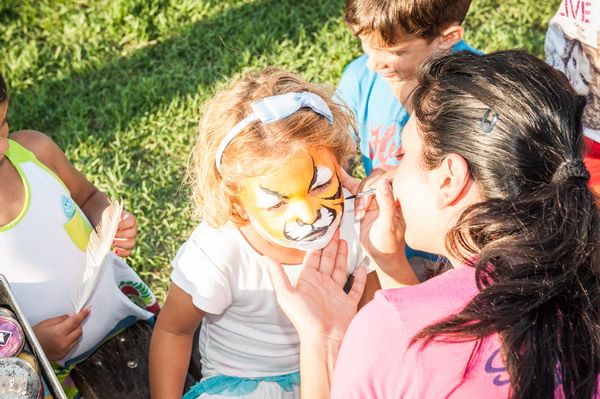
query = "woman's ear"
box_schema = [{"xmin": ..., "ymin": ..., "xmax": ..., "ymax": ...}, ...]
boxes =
[{"xmin": 434, "ymin": 153, "xmax": 471, "ymax": 208}]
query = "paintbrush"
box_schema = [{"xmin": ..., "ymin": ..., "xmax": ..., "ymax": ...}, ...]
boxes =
[{"xmin": 344, "ymin": 187, "xmax": 377, "ymax": 200}]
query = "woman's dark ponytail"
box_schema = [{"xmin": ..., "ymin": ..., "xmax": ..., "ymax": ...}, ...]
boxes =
[{"xmin": 411, "ymin": 50, "xmax": 600, "ymax": 399}]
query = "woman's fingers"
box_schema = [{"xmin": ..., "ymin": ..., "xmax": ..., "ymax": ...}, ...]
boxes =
[
  {"xmin": 302, "ymin": 250, "xmax": 322, "ymax": 271},
  {"xmin": 355, "ymin": 168, "xmax": 386, "ymax": 220},
  {"xmin": 339, "ymin": 167, "xmax": 360, "ymax": 194},
  {"xmin": 331, "ymin": 239, "xmax": 349, "ymax": 287},
  {"xmin": 348, "ymin": 266, "xmax": 367, "ymax": 303},
  {"xmin": 318, "ymin": 230, "xmax": 340, "ymax": 276},
  {"xmin": 374, "ymin": 177, "xmax": 396, "ymax": 223},
  {"xmin": 265, "ymin": 256, "xmax": 293, "ymax": 300}
]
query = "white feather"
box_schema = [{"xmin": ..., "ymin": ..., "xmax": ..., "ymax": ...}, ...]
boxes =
[{"xmin": 73, "ymin": 199, "xmax": 123, "ymax": 312}]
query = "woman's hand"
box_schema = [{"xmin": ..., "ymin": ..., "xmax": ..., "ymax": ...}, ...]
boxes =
[
  {"xmin": 340, "ymin": 168, "xmax": 418, "ymax": 287},
  {"xmin": 33, "ymin": 308, "xmax": 91, "ymax": 361},
  {"xmin": 340, "ymin": 168, "xmax": 406, "ymax": 264},
  {"xmin": 338, "ymin": 167, "xmax": 384, "ymax": 220},
  {"xmin": 113, "ymin": 210, "xmax": 137, "ymax": 257},
  {"xmin": 266, "ymin": 232, "xmax": 368, "ymax": 399},
  {"xmin": 266, "ymin": 231, "xmax": 367, "ymax": 342},
  {"xmin": 359, "ymin": 177, "xmax": 408, "ymax": 266}
]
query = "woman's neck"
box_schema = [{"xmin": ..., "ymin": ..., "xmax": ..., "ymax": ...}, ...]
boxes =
[
  {"xmin": 440, "ymin": 181, "xmax": 484, "ymax": 269},
  {"xmin": 238, "ymin": 223, "xmax": 306, "ymax": 265}
]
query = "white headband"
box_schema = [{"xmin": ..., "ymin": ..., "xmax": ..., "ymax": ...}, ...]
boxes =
[{"xmin": 215, "ymin": 91, "xmax": 334, "ymax": 174}]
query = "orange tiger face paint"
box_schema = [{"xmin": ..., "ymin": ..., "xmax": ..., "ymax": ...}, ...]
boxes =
[{"xmin": 238, "ymin": 148, "xmax": 343, "ymax": 251}]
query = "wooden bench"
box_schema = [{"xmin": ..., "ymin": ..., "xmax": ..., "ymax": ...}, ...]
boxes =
[{"xmin": 71, "ymin": 321, "xmax": 202, "ymax": 398}]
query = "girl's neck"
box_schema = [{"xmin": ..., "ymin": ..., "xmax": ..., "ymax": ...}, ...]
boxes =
[
  {"xmin": 238, "ymin": 224, "xmax": 306, "ymax": 265},
  {"xmin": 0, "ymin": 155, "xmax": 26, "ymax": 227}
]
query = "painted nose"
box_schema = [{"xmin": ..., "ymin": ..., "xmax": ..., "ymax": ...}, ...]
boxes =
[
  {"xmin": 296, "ymin": 210, "xmax": 322, "ymax": 227},
  {"xmin": 290, "ymin": 201, "xmax": 319, "ymax": 226}
]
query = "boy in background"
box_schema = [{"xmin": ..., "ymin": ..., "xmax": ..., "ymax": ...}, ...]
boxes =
[
  {"xmin": 338, "ymin": 0, "xmax": 479, "ymax": 175},
  {"xmin": 337, "ymin": 0, "xmax": 480, "ymax": 275}
]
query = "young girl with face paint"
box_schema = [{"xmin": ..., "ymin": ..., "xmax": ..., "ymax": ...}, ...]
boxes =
[
  {"xmin": 149, "ymin": 68, "xmax": 388, "ymax": 399},
  {"xmin": 268, "ymin": 50, "xmax": 600, "ymax": 399}
]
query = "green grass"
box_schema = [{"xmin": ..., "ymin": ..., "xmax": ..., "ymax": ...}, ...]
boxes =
[{"xmin": 0, "ymin": 0, "xmax": 561, "ymax": 300}]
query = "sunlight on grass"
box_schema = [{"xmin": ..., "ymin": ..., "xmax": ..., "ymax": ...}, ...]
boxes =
[{"xmin": 0, "ymin": 0, "xmax": 561, "ymax": 300}]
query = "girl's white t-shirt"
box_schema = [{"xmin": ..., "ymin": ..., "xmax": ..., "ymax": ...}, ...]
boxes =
[{"xmin": 171, "ymin": 205, "xmax": 364, "ymax": 378}]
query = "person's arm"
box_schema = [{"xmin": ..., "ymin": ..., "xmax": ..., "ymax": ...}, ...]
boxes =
[
  {"xmin": 339, "ymin": 168, "xmax": 419, "ymax": 288},
  {"xmin": 266, "ymin": 231, "xmax": 367, "ymax": 399},
  {"xmin": 12, "ymin": 130, "xmax": 137, "ymax": 256},
  {"xmin": 149, "ymin": 283, "xmax": 204, "ymax": 399},
  {"xmin": 359, "ymin": 177, "xmax": 418, "ymax": 287},
  {"xmin": 297, "ymin": 333, "xmax": 343, "ymax": 399}
]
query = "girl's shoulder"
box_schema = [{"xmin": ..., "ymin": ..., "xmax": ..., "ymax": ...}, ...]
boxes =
[
  {"xmin": 187, "ymin": 222, "xmax": 239, "ymax": 245},
  {"xmin": 10, "ymin": 130, "xmax": 62, "ymax": 170},
  {"xmin": 178, "ymin": 222, "xmax": 245, "ymax": 265}
]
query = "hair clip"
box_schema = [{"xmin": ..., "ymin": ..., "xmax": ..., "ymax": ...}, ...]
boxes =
[{"xmin": 480, "ymin": 109, "xmax": 499, "ymax": 133}]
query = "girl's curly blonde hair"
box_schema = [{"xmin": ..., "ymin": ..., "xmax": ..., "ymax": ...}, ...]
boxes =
[{"xmin": 190, "ymin": 68, "xmax": 356, "ymax": 227}]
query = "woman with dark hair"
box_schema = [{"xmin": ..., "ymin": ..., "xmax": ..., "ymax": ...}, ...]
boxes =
[{"xmin": 266, "ymin": 50, "xmax": 600, "ymax": 399}]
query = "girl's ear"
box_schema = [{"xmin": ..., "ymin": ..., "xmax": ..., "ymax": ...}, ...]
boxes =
[
  {"xmin": 232, "ymin": 201, "xmax": 248, "ymax": 220},
  {"xmin": 434, "ymin": 153, "xmax": 471, "ymax": 208}
]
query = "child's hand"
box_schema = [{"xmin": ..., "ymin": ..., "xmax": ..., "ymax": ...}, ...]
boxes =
[
  {"xmin": 113, "ymin": 210, "xmax": 137, "ymax": 257},
  {"xmin": 32, "ymin": 308, "xmax": 91, "ymax": 361}
]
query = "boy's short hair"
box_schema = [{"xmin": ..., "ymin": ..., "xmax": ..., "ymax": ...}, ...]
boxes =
[{"xmin": 345, "ymin": 0, "xmax": 472, "ymax": 44}]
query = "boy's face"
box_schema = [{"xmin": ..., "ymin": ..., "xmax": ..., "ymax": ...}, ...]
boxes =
[
  {"xmin": 238, "ymin": 148, "xmax": 344, "ymax": 252},
  {"xmin": 360, "ymin": 33, "xmax": 441, "ymax": 84}
]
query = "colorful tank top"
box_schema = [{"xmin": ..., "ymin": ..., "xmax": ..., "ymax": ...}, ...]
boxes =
[{"xmin": 0, "ymin": 139, "xmax": 158, "ymax": 370}]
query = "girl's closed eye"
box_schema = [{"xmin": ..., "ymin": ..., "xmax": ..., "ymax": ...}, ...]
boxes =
[
  {"xmin": 266, "ymin": 201, "xmax": 285, "ymax": 211},
  {"xmin": 311, "ymin": 179, "xmax": 332, "ymax": 193}
]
